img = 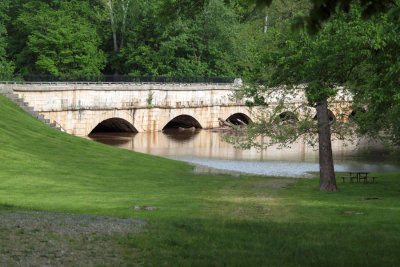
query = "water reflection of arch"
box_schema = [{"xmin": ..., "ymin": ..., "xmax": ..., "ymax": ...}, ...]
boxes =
[
  {"xmin": 162, "ymin": 128, "xmax": 200, "ymax": 142},
  {"xmin": 162, "ymin": 114, "xmax": 202, "ymax": 142},
  {"xmin": 226, "ymin": 113, "xmax": 252, "ymax": 125},
  {"xmin": 89, "ymin": 117, "xmax": 138, "ymax": 134},
  {"xmin": 88, "ymin": 132, "xmax": 134, "ymax": 147}
]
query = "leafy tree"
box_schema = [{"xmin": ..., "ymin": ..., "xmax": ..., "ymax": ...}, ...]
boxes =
[
  {"xmin": 158, "ymin": 0, "xmax": 240, "ymax": 76},
  {"xmin": 252, "ymin": 0, "xmax": 400, "ymax": 146},
  {"xmin": 121, "ymin": 0, "xmax": 241, "ymax": 76},
  {"xmin": 232, "ymin": 6, "xmax": 377, "ymax": 191},
  {"xmin": 350, "ymin": 7, "xmax": 400, "ymax": 146},
  {"xmin": 232, "ymin": 0, "xmax": 310, "ymax": 81},
  {"xmin": 99, "ymin": 0, "xmax": 137, "ymax": 74},
  {"xmin": 9, "ymin": 0, "xmax": 106, "ymax": 75},
  {"xmin": 244, "ymin": 0, "xmax": 400, "ymax": 146},
  {"xmin": 251, "ymin": 0, "xmax": 394, "ymax": 33},
  {"xmin": 0, "ymin": 0, "xmax": 14, "ymax": 77},
  {"xmin": 107, "ymin": 0, "xmax": 162, "ymax": 75},
  {"xmin": 6, "ymin": 0, "xmax": 247, "ymax": 77}
]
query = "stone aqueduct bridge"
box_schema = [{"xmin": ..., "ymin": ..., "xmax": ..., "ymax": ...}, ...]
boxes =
[
  {"xmin": 0, "ymin": 82, "xmax": 353, "ymax": 136},
  {"xmin": 3, "ymin": 82, "xmax": 249, "ymax": 136}
]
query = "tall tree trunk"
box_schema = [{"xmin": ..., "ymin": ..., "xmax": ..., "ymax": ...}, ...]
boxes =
[
  {"xmin": 119, "ymin": 0, "xmax": 130, "ymax": 50},
  {"xmin": 106, "ymin": 0, "xmax": 118, "ymax": 52},
  {"xmin": 316, "ymin": 99, "xmax": 338, "ymax": 191}
]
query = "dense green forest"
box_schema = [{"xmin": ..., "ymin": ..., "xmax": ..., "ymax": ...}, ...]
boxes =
[
  {"xmin": 0, "ymin": 0, "xmax": 268, "ymax": 77},
  {"xmin": 0, "ymin": 0, "xmax": 327, "ymax": 78}
]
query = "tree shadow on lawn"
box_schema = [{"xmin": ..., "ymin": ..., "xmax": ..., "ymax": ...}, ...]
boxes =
[{"xmin": 132, "ymin": 217, "xmax": 400, "ymax": 267}]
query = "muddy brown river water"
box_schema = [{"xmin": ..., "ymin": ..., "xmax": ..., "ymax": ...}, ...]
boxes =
[{"xmin": 87, "ymin": 130, "xmax": 400, "ymax": 177}]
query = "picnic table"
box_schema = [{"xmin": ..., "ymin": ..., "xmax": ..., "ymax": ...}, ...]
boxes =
[{"xmin": 341, "ymin": 172, "xmax": 377, "ymax": 183}]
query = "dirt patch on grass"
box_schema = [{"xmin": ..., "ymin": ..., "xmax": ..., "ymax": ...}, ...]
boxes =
[
  {"xmin": 254, "ymin": 178, "xmax": 298, "ymax": 189},
  {"xmin": 0, "ymin": 211, "xmax": 145, "ymax": 266}
]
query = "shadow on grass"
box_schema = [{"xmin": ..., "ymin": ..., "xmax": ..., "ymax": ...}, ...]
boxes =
[
  {"xmin": 126, "ymin": 173, "xmax": 400, "ymax": 266},
  {"xmin": 128, "ymin": 217, "xmax": 400, "ymax": 266},
  {"xmin": 0, "ymin": 203, "xmax": 19, "ymax": 211}
]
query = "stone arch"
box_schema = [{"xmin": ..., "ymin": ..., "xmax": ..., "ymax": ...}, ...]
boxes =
[
  {"xmin": 349, "ymin": 108, "xmax": 366, "ymax": 121},
  {"xmin": 89, "ymin": 117, "xmax": 138, "ymax": 134},
  {"xmin": 162, "ymin": 114, "xmax": 202, "ymax": 130},
  {"xmin": 85, "ymin": 109, "xmax": 137, "ymax": 136},
  {"xmin": 226, "ymin": 113, "xmax": 252, "ymax": 125},
  {"xmin": 278, "ymin": 111, "xmax": 298, "ymax": 122},
  {"xmin": 313, "ymin": 109, "xmax": 336, "ymax": 123}
]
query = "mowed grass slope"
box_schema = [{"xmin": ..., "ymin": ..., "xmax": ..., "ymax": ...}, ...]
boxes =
[
  {"xmin": 0, "ymin": 95, "xmax": 220, "ymax": 218},
  {"xmin": 1, "ymin": 94, "xmax": 400, "ymax": 266}
]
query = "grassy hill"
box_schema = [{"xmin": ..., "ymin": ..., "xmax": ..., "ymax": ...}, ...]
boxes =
[
  {"xmin": 1, "ymin": 94, "xmax": 400, "ymax": 266},
  {"xmin": 0, "ymin": 94, "xmax": 209, "ymax": 218}
]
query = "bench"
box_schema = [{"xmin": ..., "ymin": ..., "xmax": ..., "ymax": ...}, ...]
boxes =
[
  {"xmin": 341, "ymin": 172, "xmax": 378, "ymax": 183},
  {"xmin": 341, "ymin": 175, "xmax": 358, "ymax": 183},
  {"xmin": 358, "ymin": 172, "xmax": 376, "ymax": 183}
]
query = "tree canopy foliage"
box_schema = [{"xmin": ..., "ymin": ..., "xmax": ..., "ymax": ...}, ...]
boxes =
[
  {"xmin": 12, "ymin": 1, "xmax": 106, "ymax": 75},
  {"xmin": 4, "ymin": 0, "xmax": 251, "ymax": 77},
  {"xmin": 225, "ymin": 0, "xmax": 400, "ymax": 190},
  {"xmin": 234, "ymin": 4, "xmax": 383, "ymax": 190},
  {"xmin": 0, "ymin": 0, "xmax": 14, "ymax": 76},
  {"xmin": 253, "ymin": 0, "xmax": 394, "ymax": 33},
  {"xmin": 350, "ymin": 7, "xmax": 400, "ymax": 146}
]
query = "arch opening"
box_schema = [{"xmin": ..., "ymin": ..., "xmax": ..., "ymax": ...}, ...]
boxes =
[
  {"xmin": 226, "ymin": 113, "xmax": 251, "ymax": 125},
  {"xmin": 313, "ymin": 109, "xmax": 336, "ymax": 123},
  {"xmin": 89, "ymin": 118, "xmax": 138, "ymax": 134},
  {"xmin": 163, "ymin": 115, "xmax": 202, "ymax": 130},
  {"xmin": 277, "ymin": 111, "xmax": 298, "ymax": 122},
  {"xmin": 349, "ymin": 108, "xmax": 366, "ymax": 121}
]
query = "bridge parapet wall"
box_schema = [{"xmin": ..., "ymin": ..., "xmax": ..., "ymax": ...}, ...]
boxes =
[
  {"xmin": 1, "ymin": 83, "xmax": 353, "ymax": 112},
  {"xmin": 2, "ymin": 83, "xmax": 244, "ymax": 111}
]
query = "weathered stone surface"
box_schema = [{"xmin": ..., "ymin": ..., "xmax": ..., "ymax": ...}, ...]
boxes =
[
  {"xmin": 0, "ymin": 91, "xmax": 62, "ymax": 131},
  {"xmin": 0, "ymin": 83, "xmax": 353, "ymax": 136},
  {"xmin": 1, "ymin": 83, "xmax": 251, "ymax": 135}
]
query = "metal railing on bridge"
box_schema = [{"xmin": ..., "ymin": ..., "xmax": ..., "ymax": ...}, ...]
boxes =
[{"xmin": 0, "ymin": 74, "xmax": 235, "ymax": 84}]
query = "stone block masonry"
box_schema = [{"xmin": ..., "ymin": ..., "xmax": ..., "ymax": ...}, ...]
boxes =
[{"xmin": 0, "ymin": 83, "xmax": 250, "ymax": 136}]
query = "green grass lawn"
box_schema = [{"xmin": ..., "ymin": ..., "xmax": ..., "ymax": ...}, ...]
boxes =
[{"xmin": 1, "ymin": 94, "xmax": 399, "ymax": 266}]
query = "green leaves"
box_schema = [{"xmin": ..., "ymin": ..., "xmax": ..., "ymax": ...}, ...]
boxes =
[
  {"xmin": 252, "ymin": 0, "xmax": 395, "ymax": 34},
  {"xmin": 9, "ymin": 0, "xmax": 106, "ymax": 75},
  {"xmin": 121, "ymin": 0, "xmax": 241, "ymax": 76},
  {"xmin": 231, "ymin": 1, "xmax": 389, "ymax": 154},
  {"xmin": 0, "ymin": 0, "xmax": 14, "ymax": 76},
  {"xmin": 2, "ymin": 0, "xmax": 257, "ymax": 77}
]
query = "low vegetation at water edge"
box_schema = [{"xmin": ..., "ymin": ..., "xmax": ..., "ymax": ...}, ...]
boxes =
[{"xmin": 0, "ymin": 95, "xmax": 399, "ymax": 266}]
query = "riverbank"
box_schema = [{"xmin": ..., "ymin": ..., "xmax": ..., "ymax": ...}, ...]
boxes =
[{"xmin": 1, "ymin": 95, "xmax": 400, "ymax": 266}]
